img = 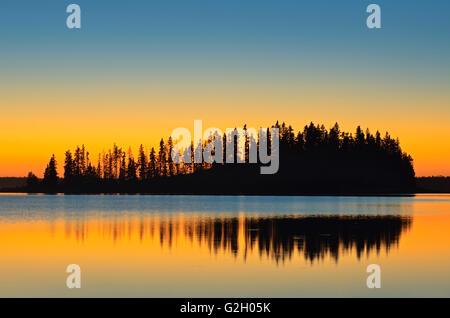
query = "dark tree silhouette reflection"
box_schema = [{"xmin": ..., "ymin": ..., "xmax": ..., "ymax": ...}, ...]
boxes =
[
  {"xmin": 64, "ymin": 214, "xmax": 412, "ymax": 264},
  {"xmin": 241, "ymin": 215, "xmax": 411, "ymax": 263}
]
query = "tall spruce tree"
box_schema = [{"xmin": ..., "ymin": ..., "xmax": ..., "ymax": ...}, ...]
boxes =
[{"xmin": 43, "ymin": 154, "xmax": 58, "ymax": 189}]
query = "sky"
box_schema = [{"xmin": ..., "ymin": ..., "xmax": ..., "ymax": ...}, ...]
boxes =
[{"xmin": 0, "ymin": 0, "xmax": 449, "ymax": 177}]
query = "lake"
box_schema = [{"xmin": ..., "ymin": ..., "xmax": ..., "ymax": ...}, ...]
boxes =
[{"xmin": 0, "ymin": 194, "xmax": 449, "ymax": 297}]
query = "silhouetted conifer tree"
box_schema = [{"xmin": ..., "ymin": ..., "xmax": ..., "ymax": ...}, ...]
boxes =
[
  {"xmin": 167, "ymin": 137, "xmax": 174, "ymax": 177},
  {"xmin": 127, "ymin": 156, "xmax": 137, "ymax": 181},
  {"xmin": 64, "ymin": 150, "xmax": 74, "ymax": 183},
  {"xmin": 137, "ymin": 144, "xmax": 147, "ymax": 180},
  {"xmin": 119, "ymin": 152, "xmax": 126, "ymax": 181},
  {"xmin": 148, "ymin": 147, "xmax": 157, "ymax": 179},
  {"xmin": 158, "ymin": 139, "xmax": 167, "ymax": 177},
  {"xmin": 26, "ymin": 171, "xmax": 39, "ymax": 190},
  {"xmin": 43, "ymin": 154, "xmax": 58, "ymax": 190}
]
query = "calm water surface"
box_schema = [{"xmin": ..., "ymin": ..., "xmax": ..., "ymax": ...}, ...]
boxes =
[{"xmin": 0, "ymin": 194, "xmax": 449, "ymax": 297}]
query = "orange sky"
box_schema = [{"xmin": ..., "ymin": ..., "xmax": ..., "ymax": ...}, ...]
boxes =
[{"xmin": 1, "ymin": 78, "xmax": 449, "ymax": 177}]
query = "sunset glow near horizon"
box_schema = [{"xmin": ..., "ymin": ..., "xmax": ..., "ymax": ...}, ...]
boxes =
[{"xmin": 1, "ymin": 1, "xmax": 449, "ymax": 177}]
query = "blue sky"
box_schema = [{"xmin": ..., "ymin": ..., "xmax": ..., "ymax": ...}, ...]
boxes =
[{"xmin": 1, "ymin": 1, "xmax": 449, "ymax": 70}]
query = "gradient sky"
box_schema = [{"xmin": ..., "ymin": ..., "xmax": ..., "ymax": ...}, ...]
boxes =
[{"xmin": 1, "ymin": 0, "xmax": 449, "ymax": 177}]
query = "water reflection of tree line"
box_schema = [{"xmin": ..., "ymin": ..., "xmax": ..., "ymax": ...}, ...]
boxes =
[
  {"xmin": 183, "ymin": 215, "xmax": 412, "ymax": 263},
  {"xmin": 242, "ymin": 216, "xmax": 411, "ymax": 262},
  {"xmin": 65, "ymin": 214, "xmax": 412, "ymax": 263}
]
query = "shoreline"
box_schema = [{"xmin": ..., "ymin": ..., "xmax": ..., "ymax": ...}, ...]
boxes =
[{"xmin": 0, "ymin": 191, "xmax": 433, "ymax": 197}]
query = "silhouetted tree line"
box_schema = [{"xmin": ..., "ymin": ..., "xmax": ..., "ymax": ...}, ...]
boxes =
[
  {"xmin": 26, "ymin": 121, "xmax": 415, "ymax": 194},
  {"xmin": 416, "ymin": 177, "xmax": 450, "ymax": 193}
]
